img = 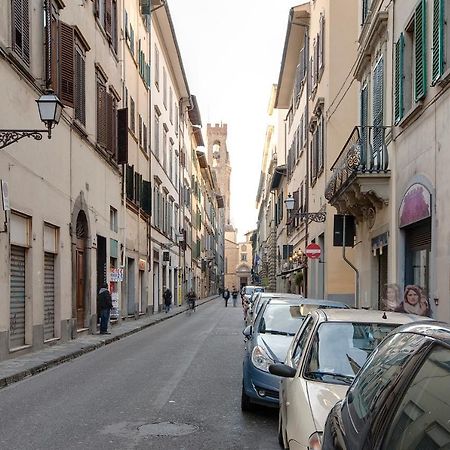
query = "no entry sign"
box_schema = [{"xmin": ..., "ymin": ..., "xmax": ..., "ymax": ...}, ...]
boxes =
[{"xmin": 306, "ymin": 243, "xmax": 321, "ymax": 259}]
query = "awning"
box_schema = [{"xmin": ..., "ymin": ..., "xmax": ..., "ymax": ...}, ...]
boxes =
[{"xmin": 270, "ymin": 165, "xmax": 286, "ymax": 191}]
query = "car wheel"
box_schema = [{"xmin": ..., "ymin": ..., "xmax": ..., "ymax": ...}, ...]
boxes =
[
  {"xmin": 241, "ymin": 383, "xmax": 253, "ymax": 412},
  {"xmin": 278, "ymin": 412, "xmax": 288, "ymax": 449}
]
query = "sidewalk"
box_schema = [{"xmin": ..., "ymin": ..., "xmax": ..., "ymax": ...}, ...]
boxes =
[{"xmin": 0, "ymin": 295, "xmax": 219, "ymax": 389}]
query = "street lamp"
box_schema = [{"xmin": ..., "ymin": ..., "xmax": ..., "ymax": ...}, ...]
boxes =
[
  {"xmin": 284, "ymin": 193, "xmax": 326, "ymax": 223},
  {"xmin": 0, "ymin": 89, "xmax": 63, "ymax": 150}
]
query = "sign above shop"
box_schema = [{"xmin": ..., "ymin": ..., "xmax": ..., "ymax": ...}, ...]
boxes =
[{"xmin": 399, "ymin": 183, "xmax": 431, "ymax": 228}]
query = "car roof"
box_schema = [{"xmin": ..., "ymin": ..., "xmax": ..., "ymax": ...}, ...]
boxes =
[
  {"xmin": 393, "ymin": 320, "xmax": 450, "ymax": 345},
  {"xmin": 314, "ymin": 308, "xmax": 433, "ymax": 325},
  {"xmin": 266, "ymin": 297, "xmax": 346, "ymax": 306}
]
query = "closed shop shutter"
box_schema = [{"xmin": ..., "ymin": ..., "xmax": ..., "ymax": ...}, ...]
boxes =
[
  {"xmin": 405, "ymin": 221, "xmax": 431, "ymax": 249},
  {"xmin": 10, "ymin": 245, "xmax": 26, "ymax": 349},
  {"xmin": 44, "ymin": 252, "xmax": 55, "ymax": 340}
]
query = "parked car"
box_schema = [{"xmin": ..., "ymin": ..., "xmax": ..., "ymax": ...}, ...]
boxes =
[
  {"xmin": 322, "ymin": 320, "xmax": 450, "ymax": 450},
  {"xmin": 242, "ymin": 286, "xmax": 265, "ymax": 321},
  {"xmin": 241, "ymin": 297, "xmax": 347, "ymax": 412},
  {"xmin": 269, "ymin": 309, "xmax": 429, "ymax": 450}
]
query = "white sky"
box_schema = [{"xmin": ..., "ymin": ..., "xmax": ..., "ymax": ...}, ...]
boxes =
[{"xmin": 168, "ymin": 0, "xmax": 297, "ymax": 241}]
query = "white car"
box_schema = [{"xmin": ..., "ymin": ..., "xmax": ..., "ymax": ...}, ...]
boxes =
[{"xmin": 269, "ymin": 309, "xmax": 429, "ymax": 450}]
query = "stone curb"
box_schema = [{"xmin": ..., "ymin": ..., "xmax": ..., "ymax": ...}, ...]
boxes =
[{"xmin": 0, "ymin": 295, "xmax": 219, "ymax": 389}]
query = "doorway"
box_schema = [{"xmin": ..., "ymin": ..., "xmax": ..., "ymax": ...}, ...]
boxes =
[
  {"xmin": 75, "ymin": 211, "xmax": 88, "ymax": 330},
  {"xmin": 127, "ymin": 258, "xmax": 135, "ymax": 316}
]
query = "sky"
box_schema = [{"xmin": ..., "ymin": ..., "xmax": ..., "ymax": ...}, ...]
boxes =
[{"xmin": 168, "ymin": 0, "xmax": 297, "ymax": 241}]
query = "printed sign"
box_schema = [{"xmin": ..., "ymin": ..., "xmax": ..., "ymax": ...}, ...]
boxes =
[
  {"xmin": 1, "ymin": 180, "xmax": 10, "ymax": 211},
  {"xmin": 110, "ymin": 268, "xmax": 124, "ymax": 282}
]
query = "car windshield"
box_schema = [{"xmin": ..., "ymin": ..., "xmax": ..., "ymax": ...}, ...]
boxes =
[
  {"xmin": 258, "ymin": 304, "xmax": 304, "ymax": 335},
  {"xmin": 304, "ymin": 322, "xmax": 398, "ymax": 385}
]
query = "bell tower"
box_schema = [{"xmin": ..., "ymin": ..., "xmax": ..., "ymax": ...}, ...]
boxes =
[{"xmin": 207, "ymin": 123, "xmax": 232, "ymax": 227}]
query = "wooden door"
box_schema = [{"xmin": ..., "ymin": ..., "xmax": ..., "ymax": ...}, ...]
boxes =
[{"xmin": 76, "ymin": 249, "xmax": 85, "ymax": 329}]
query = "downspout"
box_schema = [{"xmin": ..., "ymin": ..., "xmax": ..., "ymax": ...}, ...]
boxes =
[
  {"xmin": 304, "ymin": 30, "xmax": 310, "ymax": 297},
  {"xmin": 342, "ymin": 215, "xmax": 359, "ymax": 307}
]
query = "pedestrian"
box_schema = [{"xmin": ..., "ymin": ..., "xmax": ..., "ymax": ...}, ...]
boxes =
[
  {"xmin": 223, "ymin": 287, "xmax": 230, "ymax": 307},
  {"xmin": 187, "ymin": 289, "xmax": 197, "ymax": 311},
  {"xmin": 97, "ymin": 283, "xmax": 113, "ymax": 335},
  {"xmin": 231, "ymin": 286, "xmax": 239, "ymax": 307},
  {"xmin": 163, "ymin": 287, "xmax": 172, "ymax": 313}
]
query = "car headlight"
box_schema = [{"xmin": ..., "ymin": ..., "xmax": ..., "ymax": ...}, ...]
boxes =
[
  {"xmin": 308, "ymin": 432, "xmax": 322, "ymax": 450},
  {"xmin": 251, "ymin": 345, "xmax": 274, "ymax": 372}
]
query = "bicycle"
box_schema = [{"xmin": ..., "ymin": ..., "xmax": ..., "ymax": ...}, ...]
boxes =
[{"xmin": 186, "ymin": 299, "xmax": 196, "ymax": 316}]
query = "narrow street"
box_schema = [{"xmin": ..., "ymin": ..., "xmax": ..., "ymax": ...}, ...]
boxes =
[{"xmin": 0, "ymin": 300, "xmax": 278, "ymax": 450}]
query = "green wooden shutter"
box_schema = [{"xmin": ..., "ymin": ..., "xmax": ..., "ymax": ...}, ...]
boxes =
[
  {"xmin": 360, "ymin": 84, "xmax": 368, "ymax": 168},
  {"xmin": 394, "ymin": 34, "xmax": 405, "ymax": 123},
  {"xmin": 415, "ymin": 0, "xmax": 427, "ymax": 101},
  {"xmin": 372, "ymin": 56, "xmax": 384, "ymax": 169},
  {"xmin": 432, "ymin": 0, "xmax": 444, "ymax": 83}
]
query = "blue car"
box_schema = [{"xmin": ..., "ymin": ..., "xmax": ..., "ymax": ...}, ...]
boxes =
[{"xmin": 241, "ymin": 295, "xmax": 348, "ymax": 411}]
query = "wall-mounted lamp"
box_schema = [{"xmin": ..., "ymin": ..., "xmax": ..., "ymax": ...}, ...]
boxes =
[
  {"xmin": 284, "ymin": 193, "xmax": 326, "ymax": 223},
  {"xmin": 0, "ymin": 89, "xmax": 63, "ymax": 149}
]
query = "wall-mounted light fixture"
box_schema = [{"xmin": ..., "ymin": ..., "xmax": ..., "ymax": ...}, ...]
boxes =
[
  {"xmin": 0, "ymin": 89, "xmax": 63, "ymax": 150},
  {"xmin": 284, "ymin": 193, "xmax": 326, "ymax": 223}
]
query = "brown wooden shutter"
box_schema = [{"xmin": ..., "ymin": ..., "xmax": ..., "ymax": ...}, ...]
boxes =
[
  {"xmin": 50, "ymin": 16, "xmax": 59, "ymax": 94},
  {"xmin": 96, "ymin": 82, "xmax": 107, "ymax": 147},
  {"xmin": 126, "ymin": 165, "xmax": 134, "ymax": 200},
  {"xmin": 74, "ymin": 49, "xmax": 86, "ymax": 125},
  {"xmin": 105, "ymin": 0, "xmax": 112, "ymax": 36},
  {"xmin": 117, "ymin": 108, "xmax": 128, "ymax": 164},
  {"xmin": 142, "ymin": 180, "xmax": 151, "ymax": 215},
  {"xmin": 59, "ymin": 21, "xmax": 74, "ymax": 107},
  {"xmin": 106, "ymin": 93, "xmax": 113, "ymax": 153},
  {"xmin": 293, "ymin": 190, "xmax": 299, "ymax": 228}
]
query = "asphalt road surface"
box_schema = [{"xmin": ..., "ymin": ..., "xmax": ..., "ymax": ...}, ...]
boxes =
[{"xmin": 0, "ymin": 299, "xmax": 280, "ymax": 450}]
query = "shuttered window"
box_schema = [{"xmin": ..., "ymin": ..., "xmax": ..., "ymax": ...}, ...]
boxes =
[
  {"xmin": 142, "ymin": 180, "xmax": 152, "ymax": 215},
  {"xmin": 117, "ymin": 108, "xmax": 128, "ymax": 164},
  {"xmin": 12, "ymin": 0, "xmax": 30, "ymax": 66},
  {"xmin": 394, "ymin": 35, "xmax": 405, "ymax": 123},
  {"xmin": 360, "ymin": 83, "xmax": 369, "ymax": 165},
  {"xmin": 372, "ymin": 56, "xmax": 384, "ymax": 155},
  {"xmin": 432, "ymin": 0, "xmax": 445, "ymax": 83},
  {"xmin": 319, "ymin": 14, "xmax": 325, "ymax": 72},
  {"xmin": 59, "ymin": 22, "xmax": 74, "ymax": 107},
  {"xmin": 126, "ymin": 164, "xmax": 134, "ymax": 200},
  {"xmin": 74, "ymin": 44, "xmax": 86, "ymax": 125},
  {"xmin": 130, "ymin": 97, "xmax": 135, "ymax": 134},
  {"xmin": 414, "ymin": 0, "xmax": 427, "ymax": 101},
  {"xmin": 96, "ymin": 79, "xmax": 107, "ymax": 148}
]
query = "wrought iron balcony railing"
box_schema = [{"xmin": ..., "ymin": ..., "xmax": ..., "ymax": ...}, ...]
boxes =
[{"xmin": 325, "ymin": 126, "xmax": 389, "ymax": 202}]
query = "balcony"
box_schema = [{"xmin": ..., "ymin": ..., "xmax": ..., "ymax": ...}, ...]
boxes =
[{"xmin": 325, "ymin": 126, "xmax": 390, "ymax": 221}]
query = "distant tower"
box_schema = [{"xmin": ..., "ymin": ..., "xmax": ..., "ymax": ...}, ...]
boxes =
[{"xmin": 207, "ymin": 123, "xmax": 232, "ymax": 227}]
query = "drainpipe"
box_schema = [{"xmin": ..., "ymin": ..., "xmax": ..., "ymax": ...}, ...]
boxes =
[{"xmin": 342, "ymin": 215, "xmax": 359, "ymax": 307}]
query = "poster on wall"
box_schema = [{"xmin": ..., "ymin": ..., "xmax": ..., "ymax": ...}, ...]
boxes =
[{"xmin": 380, "ymin": 283, "xmax": 431, "ymax": 317}]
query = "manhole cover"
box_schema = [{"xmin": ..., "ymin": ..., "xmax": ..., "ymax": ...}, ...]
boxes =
[{"xmin": 138, "ymin": 422, "xmax": 198, "ymax": 437}]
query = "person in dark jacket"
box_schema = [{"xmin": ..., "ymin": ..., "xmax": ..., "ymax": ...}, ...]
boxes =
[
  {"xmin": 163, "ymin": 288, "xmax": 172, "ymax": 313},
  {"xmin": 223, "ymin": 288, "xmax": 230, "ymax": 307},
  {"xmin": 97, "ymin": 283, "xmax": 113, "ymax": 334}
]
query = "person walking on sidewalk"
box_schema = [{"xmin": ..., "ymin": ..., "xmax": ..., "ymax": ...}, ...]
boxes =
[
  {"xmin": 223, "ymin": 288, "xmax": 230, "ymax": 307},
  {"xmin": 97, "ymin": 283, "xmax": 113, "ymax": 334},
  {"xmin": 231, "ymin": 286, "xmax": 239, "ymax": 307},
  {"xmin": 163, "ymin": 288, "xmax": 172, "ymax": 313}
]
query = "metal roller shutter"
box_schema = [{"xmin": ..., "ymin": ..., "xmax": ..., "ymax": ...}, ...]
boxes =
[
  {"xmin": 10, "ymin": 245, "xmax": 26, "ymax": 348},
  {"xmin": 405, "ymin": 221, "xmax": 431, "ymax": 249},
  {"xmin": 44, "ymin": 253, "xmax": 55, "ymax": 340}
]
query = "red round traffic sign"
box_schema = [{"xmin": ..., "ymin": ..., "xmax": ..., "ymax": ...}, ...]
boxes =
[{"xmin": 305, "ymin": 243, "xmax": 321, "ymax": 259}]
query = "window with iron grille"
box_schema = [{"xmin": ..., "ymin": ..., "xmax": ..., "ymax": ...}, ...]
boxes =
[
  {"xmin": 11, "ymin": 0, "xmax": 30, "ymax": 66},
  {"xmin": 163, "ymin": 127, "xmax": 168, "ymax": 170},
  {"xmin": 153, "ymin": 112, "xmax": 160, "ymax": 159},
  {"xmin": 154, "ymin": 45, "xmax": 160, "ymax": 88},
  {"xmin": 163, "ymin": 68, "xmax": 167, "ymax": 108},
  {"xmin": 169, "ymin": 88, "xmax": 173, "ymax": 123}
]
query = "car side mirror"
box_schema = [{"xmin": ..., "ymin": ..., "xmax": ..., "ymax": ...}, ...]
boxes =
[
  {"xmin": 269, "ymin": 363, "xmax": 296, "ymax": 378},
  {"xmin": 242, "ymin": 325, "xmax": 252, "ymax": 338}
]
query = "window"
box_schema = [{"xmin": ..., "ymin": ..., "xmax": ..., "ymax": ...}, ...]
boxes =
[
  {"xmin": 169, "ymin": 139, "xmax": 174, "ymax": 181},
  {"xmin": 395, "ymin": 0, "xmax": 427, "ymax": 122},
  {"xmin": 154, "ymin": 45, "xmax": 160, "ymax": 88},
  {"xmin": 94, "ymin": 0, "xmax": 117, "ymax": 50},
  {"xmin": 163, "ymin": 127, "xmax": 168, "ymax": 170},
  {"xmin": 110, "ymin": 206, "xmax": 118, "ymax": 232},
  {"xmin": 241, "ymin": 254, "xmax": 247, "ymax": 262},
  {"xmin": 372, "ymin": 56, "xmax": 384, "ymax": 157},
  {"xmin": 153, "ymin": 112, "xmax": 160, "ymax": 159},
  {"xmin": 292, "ymin": 318, "xmax": 314, "ymax": 369},
  {"xmin": 169, "ymin": 88, "xmax": 173, "ymax": 123},
  {"xmin": 11, "ymin": 0, "xmax": 30, "ymax": 66},
  {"xmin": 347, "ymin": 333, "xmax": 423, "ymax": 431},
  {"xmin": 360, "ymin": 82, "xmax": 369, "ymax": 161},
  {"xmin": 138, "ymin": 114, "xmax": 143, "ymax": 147},
  {"xmin": 310, "ymin": 108, "xmax": 324, "ymax": 182},
  {"xmin": 382, "ymin": 346, "xmax": 450, "ymax": 450},
  {"xmin": 130, "ymin": 97, "xmax": 135, "ymax": 134},
  {"xmin": 163, "ymin": 68, "xmax": 167, "ymax": 108},
  {"xmin": 362, "ymin": 0, "xmax": 372, "ymax": 25},
  {"xmin": 143, "ymin": 123, "xmax": 148, "ymax": 153},
  {"xmin": 96, "ymin": 72, "xmax": 117, "ymax": 156},
  {"xmin": 74, "ymin": 39, "xmax": 86, "ymax": 125},
  {"xmin": 174, "ymin": 104, "xmax": 179, "ymax": 135}
]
